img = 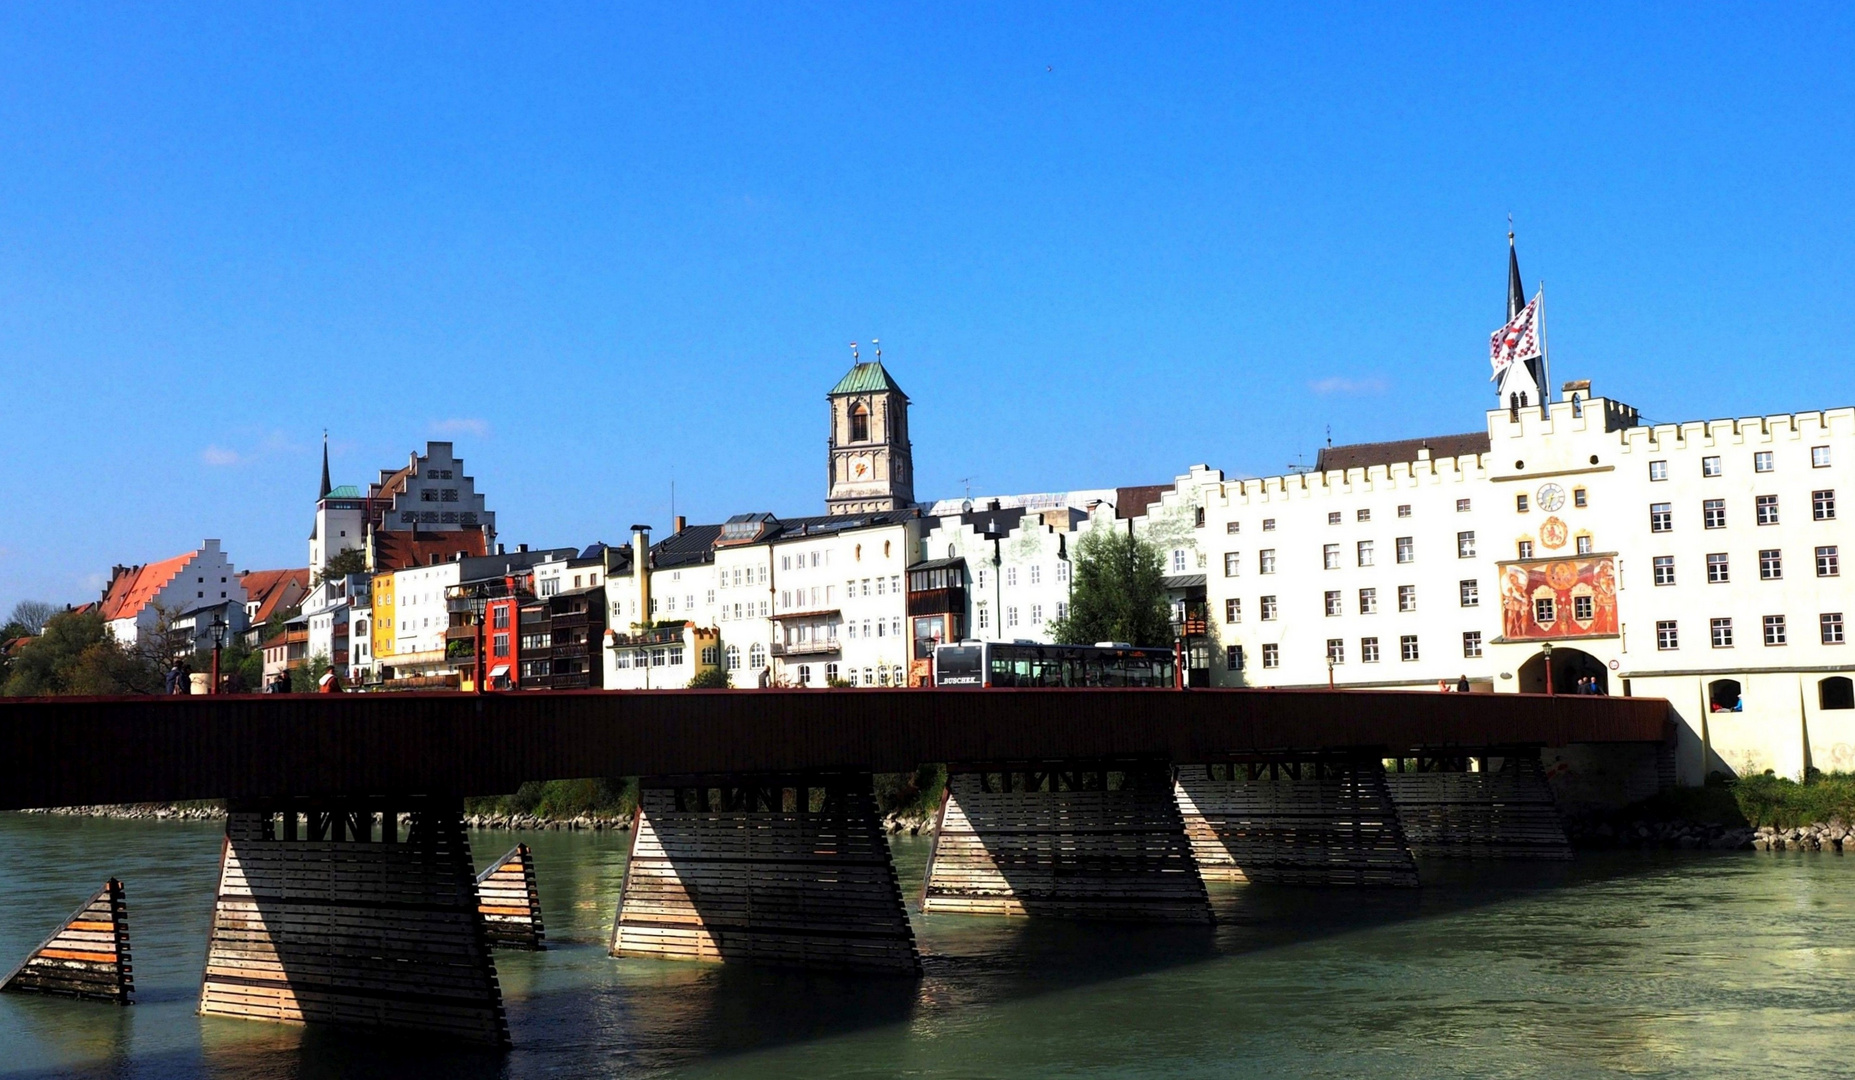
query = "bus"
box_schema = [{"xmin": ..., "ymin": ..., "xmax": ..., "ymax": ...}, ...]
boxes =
[{"xmin": 932, "ymin": 640, "xmax": 1177, "ymax": 689}]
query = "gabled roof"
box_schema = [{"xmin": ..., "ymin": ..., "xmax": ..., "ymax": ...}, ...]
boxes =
[
  {"xmin": 99, "ymin": 551, "xmax": 196, "ymax": 621},
  {"xmin": 239, "ymin": 568, "xmax": 311, "ymax": 623},
  {"xmin": 1115, "ymin": 485, "xmax": 1171, "ymax": 520},
  {"xmin": 371, "ymin": 529, "xmax": 489, "ymax": 572},
  {"xmin": 828, "ymin": 361, "xmax": 905, "ymax": 398},
  {"xmin": 1314, "ymin": 432, "xmax": 1491, "ymax": 472}
]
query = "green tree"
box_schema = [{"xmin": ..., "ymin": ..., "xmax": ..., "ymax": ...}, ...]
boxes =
[
  {"xmin": 289, "ymin": 651, "xmax": 332, "ymax": 693},
  {"xmin": 1, "ymin": 610, "xmax": 158, "ymax": 696},
  {"xmin": 313, "ymin": 549, "xmax": 367, "ymax": 587},
  {"xmin": 1048, "ymin": 526, "xmax": 1174, "ymax": 648},
  {"xmin": 687, "ymin": 667, "xmax": 732, "ymax": 688}
]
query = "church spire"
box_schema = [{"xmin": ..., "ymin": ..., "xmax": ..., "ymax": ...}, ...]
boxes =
[
  {"xmin": 1507, "ymin": 225, "xmax": 1525, "ymax": 321},
  {"xmin": 319, "ymin": 430, "xmax": 331, "ymax": 499}
]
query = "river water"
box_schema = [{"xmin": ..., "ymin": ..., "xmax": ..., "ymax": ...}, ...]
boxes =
[{"xmin": 2, "ymin": 814, "xmax": 1852, "ymax": 1079}]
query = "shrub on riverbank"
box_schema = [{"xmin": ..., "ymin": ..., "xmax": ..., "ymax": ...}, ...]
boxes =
[
  {"xmin": 1626, "ymin": 771, "xmax": 1855, "ymax": 830},
  {"xmin": 466, "ymin": 778, "xmax": 636, "ymax": 820}
]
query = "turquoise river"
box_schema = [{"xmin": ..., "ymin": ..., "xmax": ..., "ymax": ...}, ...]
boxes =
[{"xmin": 2, "ymin": 814, "xmax": 1852, "ymax": 1079}]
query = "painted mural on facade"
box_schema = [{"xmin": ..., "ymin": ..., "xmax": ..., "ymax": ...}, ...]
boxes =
[{"xmin": 1498, "ymin": 555, "xmax": 1618, "ymax": 641}]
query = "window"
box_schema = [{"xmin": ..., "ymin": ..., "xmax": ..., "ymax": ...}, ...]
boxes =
[
  {"xmin": 1399, "ymin": 635, "xmax": 1419, "ymax": 661},
  {"xmin": 1030, "ymin": 604, "xmax": 1044, "ymax": 625},
  {"xmin": 1357, "ymin": 540, "xmax": 1374, "ymax": 567},
  {"xmin": 1397, "ymin": 537, "xmax": 1415, "ymax": 564},
  {"xmin": 1824, "ymin": 613, "xmax": 1845, "ymax": 645},
  {"xmin": 1755, "ymin": 451, "xmax": 1774, "ymax": 473},
  {"xmin": 1760, "ymin": 549, "xmax": 1783, "ymax": 580},
  {"xmin": 1259, "ymin": 549, "xmax": 1276, "ymax": 574},
  {"xmin": 977, "ymin": 605, "xmax": 990, "ymax": 630},
  {"xmin": 1361, "ymin": 637, "xmax": 1381, "ymax": 662},
  {"xmin": 1005, "ymin": 567, "xmax": 1017, "ymax": 587},
  {"xmin": 1764, "ymin": 615, "xmax": 1787, "ymax": 646},
  {"xmin": 1326, "ymin": 639, "xmax": 1345, "ymax": 664},
  {"xmin": 1398, "ymin": 504, "xmax": 1412, "ymax": 518},
  {"xmin": 1397, "ymin": 585, "xmax": 1416, "ymax": 613},
  {"xmin": 1172, "ymin": 550, "xmax": 1188, "ymax": 573},
  {"xmin": 747, "ymin": 642, "xmax": 766, "ymax": 668},
  {"xmin": 1533, "ymin": 597, "xmax": 1555, "ymax": 625},
  {"xmin": 667, "ymin": 646, "xmax": 685, "ymax": 667},
  {"xmin": 1456, "ymin": 499, "xmax": 1471, "ymax": 512},
  {"xmin": 1006, "ymin": 606, "xmax": 1019, "ymax": 628},
  {"xmin": 1026, "ymin": 565, "xmax": 1041, "ymax": 586},
  {"xmin": 1456, "ymin": 532, "xmax": 1475, "ymax": 558},
  {"xmin": 1357, "ymin": 509, "xmax": 1371, "ymax": 522},
  {"xmin": 1226, "ymin": 521, "xmax": 1241, "ymax": 535},
  {"xmin": 1260, "ymin": 595, "xmax": 1279, "ymax": 621},
  {"xmin": 1462, "ymin": 631, "xmax": 1482, "ymax": 658},
  {"xmin": 1262, "ymin": 518, "xmax": 1276, "ymax": 532},
  {"xmin": 1653, "ymin": 556, "xmax": 1675, "ymax": 586},
  {"xmin": 1703, "ymin": 499, "xmax": 1727, "ymax": 529},
  {"xmin": 1711, "ymin": 618, "xmax": 1734, "ymax": 648},
  {"xmin": 1328, "ymin": 511, "xmax": 1342, "ymax": 526},
  {"xmin": 1813, "ymin": 446, "xmax": 1831, "ymax": 468},
  {"xmin": 1576, "ymin": 535, "xmax": 1593, "ymax": 555},
  {"xmin": 725, "ymin": 645, "xmax": 741, "ymax": 671},
  {"xmin": 1816, "ymin": 490, "xmax": 1837, "ymax": 521},
  {"xmin": 1707, "ymin": 553, "xmax": 1729, "ymax": 583},
  {"xmin": 1650, "ymin": 460, "xmax": 1668, "ymax": 481},
  {"xmin": 1224, "ymin": 553, "xmax": 1241, "ymax": 577},
  {"xmin": 1650, "ymin": 503, "xmax": 1673, "ymax": 533},
  {"xmin": 1459, "ymin": 580, "xmax": 1479, "ymax": 607},
  {"xmin": 1517, "ymin": 540, "xmax": 1534, "ymax": 559},
  {"xmin": 1225, "ymin": 645, "xmax": 1245, "ymax": 671},
  {"xmin": 1702, "ymin": 456, "xmax": 1722, "ymax": 477},
  {"xmin": 1818, "ymin": 546, "xmax": 1840, "ymax": 577},
  {"xmin": 1262, "ymin": 644, "xmax": 1280, "ymax": 669},
  {"xmin": 1822, "ymin": 676, "xmax": 1854, "ymax": 710},
  {"xmin": 1324, "ymin": 544, "xmax": 1341, "ymax": 570},
  {"xmin": 1573, "ymin": 595, "xmax": 1594, "ymax": 621},
  {"xmin": 1056, "ymin": 602, "xmax": 1068, "ymax": 621},
  {"xmin": 1656, "ymin": 621, "xmax": 1679, "ymax": 650},
  {"xmin": 849, "ymin": 404, "xmax": 869, "ymax": 442},
  {"xmin": 701, "ymin": 646, "xmax": 718, "ymax": 665},
  {"xmin": 1516, "ymin": 493, "xmax": 1530, "ymax": 512},
  {"xmin": 1573, "ymin": 487, "xmax": 1588, "ymax": 508},
  {"xmin": 1057, "ymin": 561, "xmax": 1069, "ymax": 584},
  {"xmin": 1754, "ymin": 494, "xmax": 1779, "ymax": 526},
  {"xmin": 492, "ymin": 607, "xmax": 510, "ymax": 629},
  {"xmin": 975, "ymin": 570, "xmax": 986, "ymax": 589},
  {"xmin": 1359, "ymin": 587, "xmax": 1378, "ymax": 614},
  {"xmin": 1224, "ymin": 599, "xmax": 1241, "ymax": 623},
  {"xmin": 1325, "ymin": 591, "xmax": 1343, "ymax": 617}
]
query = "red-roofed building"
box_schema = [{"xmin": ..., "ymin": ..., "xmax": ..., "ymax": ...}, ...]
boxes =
[
  {"xmin": 239, "ymin": 568, "xmax": 310, "ymax": 627},
  {"xmin": 367, "ymin": 527, "xmax": 490, "ymax": 572},
  {"xmin": 98, "ymin": 540, "xmax": 248, "ymax": 655}
]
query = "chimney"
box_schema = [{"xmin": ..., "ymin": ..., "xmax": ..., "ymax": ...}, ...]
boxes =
[
  {"xmin": 674, "ymin": 515, "xmax": 687, "ymax": 534},
  {"xmin": 497, "ymin": 543, "xmax": 506, "ymax": 555},
  {"xmin": 630, "ymin": 525, "xmax": 652, "ymax": 623},
  {"xmin": 517, "ymin": 543, "xmax": 528, "ymax": 553}
]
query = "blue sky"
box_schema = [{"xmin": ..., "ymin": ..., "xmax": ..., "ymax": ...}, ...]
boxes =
[{"xmin": 1, "ymin": 4, "xmax": 1850, "ymax": 613}]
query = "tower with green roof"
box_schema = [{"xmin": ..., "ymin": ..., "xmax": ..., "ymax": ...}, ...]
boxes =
[{"xmin": 826, "ymin": 346, "xmax": 915, "ymax": 515}]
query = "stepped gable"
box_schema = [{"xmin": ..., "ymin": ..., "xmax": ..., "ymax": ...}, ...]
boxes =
[
  {"xmin": 98, "ymin": 552, "xmax": 194, "ymax": 621},
  {"xmin": 1313, "ymin": 432, "xmax": 1491, "ymax": 473}
]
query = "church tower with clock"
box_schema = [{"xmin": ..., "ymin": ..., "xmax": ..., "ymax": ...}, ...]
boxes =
[{"xmin": 825, "ymin": 345, "xmax": 915, "ymax": 515}]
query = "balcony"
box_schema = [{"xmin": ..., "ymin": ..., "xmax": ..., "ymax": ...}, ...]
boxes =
[
  {"xmin": 607, "ymin": 625, "xmax": 688, "ymax": 648},
  {"xmin": 771, "ymin": 640, "xmax": 840, "ymax": 658}
]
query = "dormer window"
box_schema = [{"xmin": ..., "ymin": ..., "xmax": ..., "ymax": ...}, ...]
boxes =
[{"xmin": 849, "ymin": 403, "xmax": 870, "ymax": 443}]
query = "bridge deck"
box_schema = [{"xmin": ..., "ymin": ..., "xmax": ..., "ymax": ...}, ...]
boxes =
[{"xmin": 0, "ymin": 688, "xmax": 1670, "ymax": 810}]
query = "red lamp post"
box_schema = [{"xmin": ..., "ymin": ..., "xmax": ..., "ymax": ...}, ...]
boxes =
[{"xmin": 210, "ymin": 615, "xmax": 226, "ymax": 696}]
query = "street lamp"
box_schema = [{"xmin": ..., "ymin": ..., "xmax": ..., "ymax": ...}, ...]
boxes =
[
  {"xmin": 1541, "ymin": 641, "xmax": 1555, "ymax": 696},
  {"xmin": 210, "ymin": 614, "xmax": 226, "ymax": 696},
  {"xmin": 467, "ymin": 584, "xmax": 490, "ymax": 695}
]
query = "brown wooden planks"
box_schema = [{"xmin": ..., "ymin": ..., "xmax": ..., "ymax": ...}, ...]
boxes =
[
  {"xmin": 0, "ymin": 878, "xmax": 133, "ymax": 1004},
  {"xmin": 922, "ymin": 771, "xmax": 1212, "ymax": 923},
  {"xmin": 610, "ymin": 777, "xmax": 919, "ymax": 972},
  {"xmin": 1175, "ymin": 761, "xmax": 1418, "ymax": 887},
  {"xmin": 1384, "ymin": 755, "xmax": 1572, "ymax": 860},
  {"xmin": 474, "ymin": 843, "xmax": 544, "ymax": 950},
  {"xmin": 199, "ymin": 803, "xmax": 509, "ymax": 1046}
]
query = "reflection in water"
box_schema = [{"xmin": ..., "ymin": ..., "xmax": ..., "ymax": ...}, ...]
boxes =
[{"xmin": 2, "ymin": 815, "xmax": 1853, "ymax": 1078}]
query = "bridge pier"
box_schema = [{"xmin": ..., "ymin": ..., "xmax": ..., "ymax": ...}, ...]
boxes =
[
  {"xmin": 1174, "ymin": 757, "xmax": 1418, "ymax": 886},
  {"xmin": 921, "ymin": 763, "xmax": 1212, "ymax": 922},
  {"xmin": 1383, "ymin": 751, "xmax": 1572, "ymax": 859},
  {"xmin": 199, "ymin": 798, "xmax": 509, "ymax": 1045},
  {"xmin": 611, "ymin": 772, "xmax": 919, "ymax": 972},
  {"xmin": 476, "ymin": 842, "xmax": 545, "ymax": 950},
  {"xmin": 1, "ymin": 878, "xmax": 133, "ymax": 1004}
]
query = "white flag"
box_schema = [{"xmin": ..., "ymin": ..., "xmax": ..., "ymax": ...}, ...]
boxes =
[{"xmin": 1489, "ymin": 293, "xmax": 1542, "ymax": 381}]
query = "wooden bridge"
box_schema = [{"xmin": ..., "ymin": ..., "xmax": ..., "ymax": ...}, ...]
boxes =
[{"xmin": 0, "ymin": 688, "xmax": 1672, "ymax": 1047}]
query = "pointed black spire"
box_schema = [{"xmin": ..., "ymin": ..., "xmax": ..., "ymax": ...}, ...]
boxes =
[
  {"xmin": 319, "ymin": 431, "xmax": 331, "ymax": 499},
  {"xmin": 1507, "ymin": 229, "xmax": 1525, "ymax": 321}
]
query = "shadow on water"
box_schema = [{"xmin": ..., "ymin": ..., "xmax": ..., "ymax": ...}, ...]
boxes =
[{"xmin": 0, "ymin": 814, "xmax": 1791, "ymax": 1079}]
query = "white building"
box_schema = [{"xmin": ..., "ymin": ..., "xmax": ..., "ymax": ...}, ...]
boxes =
[
  {"xmin": 98, "ymin": 539, "xmax": 248, "ymax": 655},
  {"xmin": 311, "ymin": 437, "xmax": 497, "ymax": 576}
]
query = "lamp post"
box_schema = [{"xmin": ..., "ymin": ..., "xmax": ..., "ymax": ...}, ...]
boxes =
[
  {"xmin": 467, "ymin": 584, "xmax": 490, "ymax": 695},
  {"xmin": 210, "ymin": 615, "xmax": 226, "ymax": 696},
  {"xmin": 1541, "ymin": 641, "xmax": 1555, "ymax": 696}
]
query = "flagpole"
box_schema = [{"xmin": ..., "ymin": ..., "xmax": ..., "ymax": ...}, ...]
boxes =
[{"xmin": 1538, "ymin": 280, "xmax": 1549, "ymax": 405}]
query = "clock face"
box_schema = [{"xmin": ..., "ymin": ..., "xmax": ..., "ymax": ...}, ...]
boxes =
[{"xmin": 1536, "ymin": 483, "xmax": 1567, "ymax": 512}]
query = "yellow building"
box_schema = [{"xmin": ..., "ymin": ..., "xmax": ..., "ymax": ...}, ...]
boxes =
[{"xmin": 370, "ymin": 571, "xmax": 396, "ymax": 680}]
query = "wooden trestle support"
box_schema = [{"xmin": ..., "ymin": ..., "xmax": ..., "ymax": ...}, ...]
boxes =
[
  {"xmin": 1383, "ymin": 752, "xmax": 1573, "ymax": 859},
  {"xmin": 611, "ymin": 773, "xmax": 920, "ymax": 972},
  {"xmin": 1, "ymin": 878, "xmax": 133, "ymax": 1004},
  {"xmin": 1174, "ymin": 758, "xmax": 1419, "ymax": 886},
  {"xmin": 199, "ymin": 799, "xmax": 509, "ymax": 1045},
  {"xmin": 476, "ymin": 843, "xmax": 545, "ymax": 950},
  {"xmin": 921, "ymin": 764, "xmax": 1213, "ymax": 922}
]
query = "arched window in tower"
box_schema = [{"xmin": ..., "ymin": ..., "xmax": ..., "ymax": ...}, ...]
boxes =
[{"xmin": 850, "ymin": 402, "xmax": 870, "ymax": 443}]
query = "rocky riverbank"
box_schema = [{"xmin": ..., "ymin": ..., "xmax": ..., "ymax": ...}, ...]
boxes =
[
  {"xmin": 1568, "ymin": 816, "xmax": 1855, "ymax": 852},
  {"xmin": 18, "ymin": 803, "xmax": 226, "ymax": 821}
]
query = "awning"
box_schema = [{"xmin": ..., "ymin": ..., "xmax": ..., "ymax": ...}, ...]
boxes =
[{"xmin": 488, "ymin": 665, "xmax": 510, "ymax": 678}]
